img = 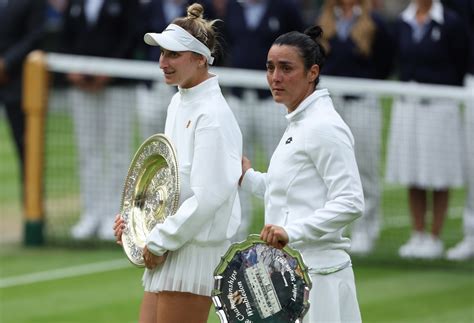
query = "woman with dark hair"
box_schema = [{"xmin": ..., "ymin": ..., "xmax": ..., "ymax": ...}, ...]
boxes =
[
  {"xmin": 240, "ymin": 26, "xmax": 364, "ymax": 322},
  {"xmin": 114, "ymin": 3, "xmax": 242, "ymax": 322}
]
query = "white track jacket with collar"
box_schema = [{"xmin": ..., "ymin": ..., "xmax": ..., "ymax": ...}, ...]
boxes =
[
  {"xmin": 242, "ymin": 88, "xmax": 364, "ymax": 270},
  {"xmin": 146, "ymin": 75, "xmax": 242, "ymax": 256}
]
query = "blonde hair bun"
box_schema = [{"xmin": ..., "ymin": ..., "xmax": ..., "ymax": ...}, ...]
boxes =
[{"xmin": 187, "ymin": 3, "xmax": 204, "ymax": 19}]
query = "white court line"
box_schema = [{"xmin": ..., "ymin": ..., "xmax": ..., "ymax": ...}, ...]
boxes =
[{"xmin": 0, "ymin": 258, "xmax": 130, "ymax": 288}]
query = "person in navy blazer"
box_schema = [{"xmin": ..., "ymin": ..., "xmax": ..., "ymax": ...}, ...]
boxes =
[
  {"xmin": 224, "ymin": 0, "xmax": 305, "ymax": 89},
  {"xmin": 60, "ymin": 0, "xmax": 140, "ymax": 241},
  {"xmin": 221, "ymin": 0, "xmax": 306, "ymax": 241},
  {"xmin": 61, "ymin": 0, "xmax": 138, "ymax": 64},
  {"xmin": 317, "ymin": 0, "xmax": 395, "ymax": 255},
  {"xmin": 0, "ymin": 0, "xmax": 46, "ymax": 197},
  {"xmin": 386, "ymin": 0, "xmax": 469, "ymax": 259}
]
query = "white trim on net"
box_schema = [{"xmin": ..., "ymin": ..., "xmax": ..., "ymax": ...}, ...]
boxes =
[{"xmin": 46, "ymin": 53, "xmax": 473, "ymax": 102}]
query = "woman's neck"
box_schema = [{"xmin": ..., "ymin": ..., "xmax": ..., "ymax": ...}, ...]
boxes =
[
  {"xmin": 416, "ymin": 0, "xmax": 432, "ymax": 23},
  {"xmin": 341, "ymin": 4, "xmax": 354, "ymax": 18},
  {"xmin": 180, "ymin": 71, "xmax": 211, "ymax": 89},
  {"xmin": 287, "ymin": 85, "xmax": 316, "ymax": 113}
]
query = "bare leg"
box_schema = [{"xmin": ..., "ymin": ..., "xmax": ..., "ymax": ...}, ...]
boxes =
[
  {"xmin": 139, "ymin": 292, "xmax": 158, "ymax": 323},
  {"xmin": 156, "ymin": 291, "xmax": 212, "ymax": 323},
  {"xmin": 432, "ymin": 189, "xmax": 449, "ymax": 237},
  {"xmin": 409, "ymin": 187, "xmax": 427, "ymax": 232}
]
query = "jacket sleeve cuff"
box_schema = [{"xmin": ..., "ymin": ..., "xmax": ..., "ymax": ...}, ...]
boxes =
[
  {"xmin": 241, "ymin": 168, "xmax": 266, "ymax": 198},
  {"xmin": 240, "ymin": 168, "xmax": 258, "ymax": 192},
  {"xmin": 284, "ymin": 224, "xmax": 304, "ymax": 244},
  {"xmin": 146, "ymin": 241, "xmax": 167, "ymax": 257},
  {"xmin": 146, "ymin": 227, "xmax": 167, "ymax": 256}
]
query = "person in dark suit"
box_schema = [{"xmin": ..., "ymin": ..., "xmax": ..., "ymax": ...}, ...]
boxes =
[
  {"xmin": 222, "ymin": 0, "xmax": 306, "ymax": 241},
  {"xmin": 317, "ymin": 0, "xmax": 395, "ymax": 255},
  {"xmin": 386, "ymin": 0, "xmax": 468, "ymax": 259},
  {"xmin": 0, "ymin": 0, "xmax": 46, "ymax": 195},
  {"xmin": 60, "ymin": 0, "xmax": 139, "ymax": 240}
]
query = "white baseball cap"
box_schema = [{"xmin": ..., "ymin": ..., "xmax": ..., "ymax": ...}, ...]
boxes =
[{"xmin": 144, "ymin": 24, "xmax": 215, "ymax": 65}]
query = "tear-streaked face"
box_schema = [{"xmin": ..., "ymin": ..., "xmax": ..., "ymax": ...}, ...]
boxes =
[{"xmin": 266, "ymin": 45, "xmax": 319, "ymax": 112}]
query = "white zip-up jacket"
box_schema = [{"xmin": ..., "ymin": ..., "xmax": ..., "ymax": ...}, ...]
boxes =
[
  {"xmin": 146, "ymin": 75, "xmax": 242, "ymax": 256},
  {"xmin": 241, "ymin": 89, "xmax": 364, "ymax": 270}
]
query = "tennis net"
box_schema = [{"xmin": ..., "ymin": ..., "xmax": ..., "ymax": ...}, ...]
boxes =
[{"xmin": 1, "ymin": 52, "xmax": 472, "ymax": 261}]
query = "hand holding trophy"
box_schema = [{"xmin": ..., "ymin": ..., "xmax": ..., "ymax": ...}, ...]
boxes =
[
  {"xmin": 212, "ymin": 235, "xmax": 312, "ymax": 323},
  {"xmin": 118, "ymin": 134, "xmax": 180, "ymax": 267}
]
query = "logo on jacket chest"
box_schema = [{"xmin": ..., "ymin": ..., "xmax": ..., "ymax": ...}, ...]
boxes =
[{"xmin": 285, "ymin": 137, "xmax": 293, "ymax": 144}]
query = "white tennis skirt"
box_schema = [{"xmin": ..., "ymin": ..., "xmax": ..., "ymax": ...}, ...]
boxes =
[
  {"xmin": 142, "ymin": 241, "xmax": 231, "ymax": 296},
  {"xmin": 303, "ymin": 266, "xmax": 361, "ymax": 323},
  {"xmin": 386, "ymin": 97, "xmax": 464, "ymax": 189}
]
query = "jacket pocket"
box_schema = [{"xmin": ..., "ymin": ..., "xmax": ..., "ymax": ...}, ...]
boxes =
[{"xmin": 282, "ymin": 208, "xmax": 289, "ymax": 226}]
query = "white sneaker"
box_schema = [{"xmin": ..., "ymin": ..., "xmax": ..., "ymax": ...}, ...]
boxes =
[
  {"xmin": 399, "ymin": 231, "xmax": 426, "ymax": 258},
  {"xmin": 97, "ymin": 223, "xmax": 116, "ymax": 241},
  {"xmin": 350, "ymin": 233, "xmax": 374, "ymax": 255},
  {"xmin": 71, "ymin": 217, "xmax": 99, "ymax": 240},
  {"xmin": 446, "ymin": 238, "xmax": 474, "ymax": 261},
  {"xmin": 97, "ymin": 217, "xmax": 116, "ymax": 241},
  {"xmin": 414, "ymin": 235, "xmax": 444, "ymax": 259}
]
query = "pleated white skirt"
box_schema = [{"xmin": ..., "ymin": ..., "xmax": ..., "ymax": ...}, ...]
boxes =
[
  {"xmin": 142, "ymin": 241, "xmax": 231, "ymax": 296},
  {"xmin": 303, "ymin": 266, "xmax": 361, "ymax": 323},
  {"xmin": 386, "ymin": 97, "xmax": 464, "ymax": 189}
]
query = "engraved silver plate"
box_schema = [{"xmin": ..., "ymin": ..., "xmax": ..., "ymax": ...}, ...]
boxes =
[
  {"xmin": 120, "ymin": 134, "xmax": 179, "ymax": 267},
  {"xmin": 212, "ymin": 235, "xmax": 312, "ymax": 322}
]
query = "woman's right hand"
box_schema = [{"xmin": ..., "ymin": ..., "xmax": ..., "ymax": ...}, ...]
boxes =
[
  {"xmin": 239, "ymin": 156, "xmax": 252, "ymax": 186},
  {"xmin": 113, "ymin": 214, "xmax": 125, "ymax": 245},
  {"xmin": 143, "ymin": 247, "xmax": 168, "ymax": 270},
  {"xmin": 260, "ymin": 224, "xmax": 289, "ymax": 249}
]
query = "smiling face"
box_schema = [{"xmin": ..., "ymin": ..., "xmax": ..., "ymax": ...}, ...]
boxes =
[
  {"xmin": 159, "ymin": 48, "xmax": 207, "ymax": 88},
  {"xmin": 266, "ymin": 45, "xmax": 319, "ymax": 112}
]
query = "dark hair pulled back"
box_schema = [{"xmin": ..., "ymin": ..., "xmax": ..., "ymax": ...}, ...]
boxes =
[{"xmin": 273, "ymin": 26, "xmax": 326, "ymax": 85}]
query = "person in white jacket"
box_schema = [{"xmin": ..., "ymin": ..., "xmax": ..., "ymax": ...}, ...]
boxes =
[
  {"xmin": 114, "ymin": 4, "xmax": 242, "ymax": 323},
  {"xmin": 240, "ymin": 26, "xmax": 365, "ymax": 323}
]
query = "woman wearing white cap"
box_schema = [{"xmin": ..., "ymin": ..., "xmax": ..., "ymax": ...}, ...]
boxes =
[{"xmin": 114, "ymin": 3, "xmax": 242, "ymax": 322}]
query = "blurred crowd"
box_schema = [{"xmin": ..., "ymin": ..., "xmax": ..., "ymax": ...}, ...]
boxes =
[{"xmin": 1, "ymin": 0, "xmax": 473, "ymax": 261}]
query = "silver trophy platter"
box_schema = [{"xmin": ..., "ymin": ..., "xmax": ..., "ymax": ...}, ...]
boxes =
[
  {"xmin": 212, "ymin": 235, "xmax": 312, "ymax": 323},
  {"xmin": 120, "ymin": 134, "xmax": 180, "ymax": 267}
]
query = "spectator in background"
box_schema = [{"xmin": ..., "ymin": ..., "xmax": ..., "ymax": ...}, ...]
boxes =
[
  {"xmin": 43, "ymin": 0, "xmax": 68, "ymax": 52},
  {"xmin": 222, "ymin": 0, "xmax": 306, "ymax": 241},
  {"xmin": 374, "ymin": 0, "xmax": 411, "ymax": 20},
  {"xmin": 386, "ymin": 0, "xmax": 468, "ymax": 259},
  {"xmin": 43, "ymin": 0, "xmax": 69, "ymax": 114},
  {"xmin": 61, "ymin": 0, "xmax": 139, "ymax": 241},
  {"xmin": 135, "ymin": 0, "xmax": 215, "ymax": 140},
  {"xmin": 442, "ymin": 0, "xmax": 474, "ymax": 261},
  {"xmin": 317, "ymin": 0, "xmax": 394, "ymax": 254},
  {"xmin": 0, "ymin": 0, "xmax": 46, "ymax": 198}
]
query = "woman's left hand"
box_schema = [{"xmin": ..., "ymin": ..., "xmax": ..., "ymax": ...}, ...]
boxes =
[
  {"xmin": 260, "ymin": 224, "xmax": 289, "ymax": 249},
  {"xmin": 143, "ymin": 247, "xmax": 168, "ymax": 270}
]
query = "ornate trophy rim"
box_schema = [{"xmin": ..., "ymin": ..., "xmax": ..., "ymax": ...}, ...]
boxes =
[
  {"xmin": 120, "ymin": 134, "xmax": 180, "ymax": 267},
  {"xmin": 212, "ymin": 234, "xmax": 312, "ymax": 322}
]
